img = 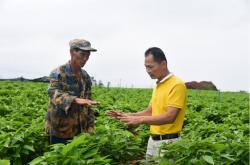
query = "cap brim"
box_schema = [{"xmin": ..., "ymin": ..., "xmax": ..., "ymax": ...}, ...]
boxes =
[{"xmin": 78, "ymin": 47, "xmax": 97, "ymax": 52}]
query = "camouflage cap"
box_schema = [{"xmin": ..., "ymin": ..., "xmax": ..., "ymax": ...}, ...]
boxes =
[{"xmin": 69, "ymin": 39, "xmax": 97, "ymax": 52}]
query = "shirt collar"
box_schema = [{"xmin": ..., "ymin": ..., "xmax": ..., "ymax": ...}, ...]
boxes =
[
  {"xmin": 67, "ymin": 60, "xmax": 83, "ymax": 75},
  {"xmin": 156, "ymin": 73, "xmax": 173, "ymax": 84},
  {"xmin": 65, "ymin": 61, "xmax": 73, "ymax": 74}
]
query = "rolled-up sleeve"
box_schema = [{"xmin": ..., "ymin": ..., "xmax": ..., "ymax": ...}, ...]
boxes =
[{"xmin": 48, "ymin": 70, "xmax": 77, "ymax": 114}]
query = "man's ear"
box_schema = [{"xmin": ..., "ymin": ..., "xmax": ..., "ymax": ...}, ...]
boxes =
[
  {"xmin": 161, "ymin": 60, "xmax": 167, "ymax": 67},
  {"xmin": 70, "ymin": 49, "xmax": 76, "ymax": 56},
  {"xmin": 70, "ymin": 49, "xmax": 74, "ymax": 59}
]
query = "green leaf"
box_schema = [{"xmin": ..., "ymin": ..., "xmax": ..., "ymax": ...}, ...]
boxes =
[
  {"xmin": 3, "ymin": 138, "xmax": 10, "ymax": 148},
  {"xmin": 202, "ymin": 155, "xmax": 214, "ymax": 165},
  {"xmin": 220, "ymin": 154, "xmax": 235, "ymax": 161},
  {"xmin": 62, "ymin": 135, "xmax": 85, "ymax": 155},
  {"xmin": 176, "ymin": 155, "xmax": 189, "ymax": 163},
  {"xmin": 0, "ymin": 160, "xmax": 10, "ymax": 165},
  {"xmin": 29, "ymin": 157, "xmax": 45, "ymax": 165},
  {"xmin": 213, "ymin": 143, "xmax": 225, "ymax": 151},
  {"xmin": 188, "ymin": 158, "xmax": 200, "ymax": 164},
  {"xmin": 82, "ymin": 148, "xmax": 98, "ymax": 159},
  {"xmin": 24, "ymin": 145, "xmax": 35, "ymax": 152}
]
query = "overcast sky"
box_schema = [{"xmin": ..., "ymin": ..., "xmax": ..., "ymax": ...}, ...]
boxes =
[{"xmin": 0, "ymin": 0, "xmax": 249, "ymax": 91}]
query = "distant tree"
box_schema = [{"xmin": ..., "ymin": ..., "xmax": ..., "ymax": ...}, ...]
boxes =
[
  {"xmin": 107, "ymin": 81, "xmax": 111, "ymax": 89},
  {"xmin": 98, "ymin": 80, "xmax": 104, "ymax": 87},
  {"xmin": 90, "ymin": 77, "xmax": 97, "ymax": 86}
]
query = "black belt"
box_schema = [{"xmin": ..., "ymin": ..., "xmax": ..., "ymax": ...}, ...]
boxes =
[{"xmin": 151, "ymin": 133, "xmax": 179, "ymax": 141}]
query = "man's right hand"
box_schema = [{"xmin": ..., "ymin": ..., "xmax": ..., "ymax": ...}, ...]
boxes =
[
  {"xmin": 74, "ymin": 98, "xmax": 99, "ymax": 106},
  {"xmin": 106, "ymin": 111, "xmax": 131, "ymax": 119}
]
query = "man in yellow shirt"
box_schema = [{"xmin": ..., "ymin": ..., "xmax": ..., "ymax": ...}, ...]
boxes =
[{"xmin": 107, "ymin": 47, "xmax": 187, "ymax": 159}]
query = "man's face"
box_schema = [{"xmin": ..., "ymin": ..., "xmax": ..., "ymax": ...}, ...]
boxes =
[
  {"xmin": 71, "ymin": 49, "xmax": 90, "ymax": 68},
  {"xmin": 144, "ymin": 54, "xmax": 166, "ymax": 79}
]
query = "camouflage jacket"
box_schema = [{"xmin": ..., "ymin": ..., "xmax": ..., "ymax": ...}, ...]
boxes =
[{"xmin": 45, "ymin": 62, "xmax": 94, "ymax": 138}]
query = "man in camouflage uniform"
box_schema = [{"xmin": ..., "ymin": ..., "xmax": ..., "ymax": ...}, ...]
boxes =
[{"xmin": 45, "ymin": 38, "xmax": 98, "ymax": 144}]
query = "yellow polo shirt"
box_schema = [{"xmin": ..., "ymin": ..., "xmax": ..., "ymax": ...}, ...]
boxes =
[{"xmin": 150, "ymin": 74, "xmax": 187, "ymax": 135}]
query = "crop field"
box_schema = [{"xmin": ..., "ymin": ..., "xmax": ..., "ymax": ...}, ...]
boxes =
[{"xmin": 0, "ymin": 81, "xmax": 249, "ymax": 165}]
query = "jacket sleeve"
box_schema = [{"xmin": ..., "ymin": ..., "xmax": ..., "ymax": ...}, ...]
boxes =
[
  {"xmin": 84, "ymin": 73, "xmax": 95, "ymax": 128},
  {"xmin": 48, "ymin": 70, "xmax": 77, "ymax": 114}
]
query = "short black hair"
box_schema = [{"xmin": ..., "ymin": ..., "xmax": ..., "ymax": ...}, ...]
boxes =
[{"xmin": 145, "ymin": 47, "xmax": 167, "ymax": 63}]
